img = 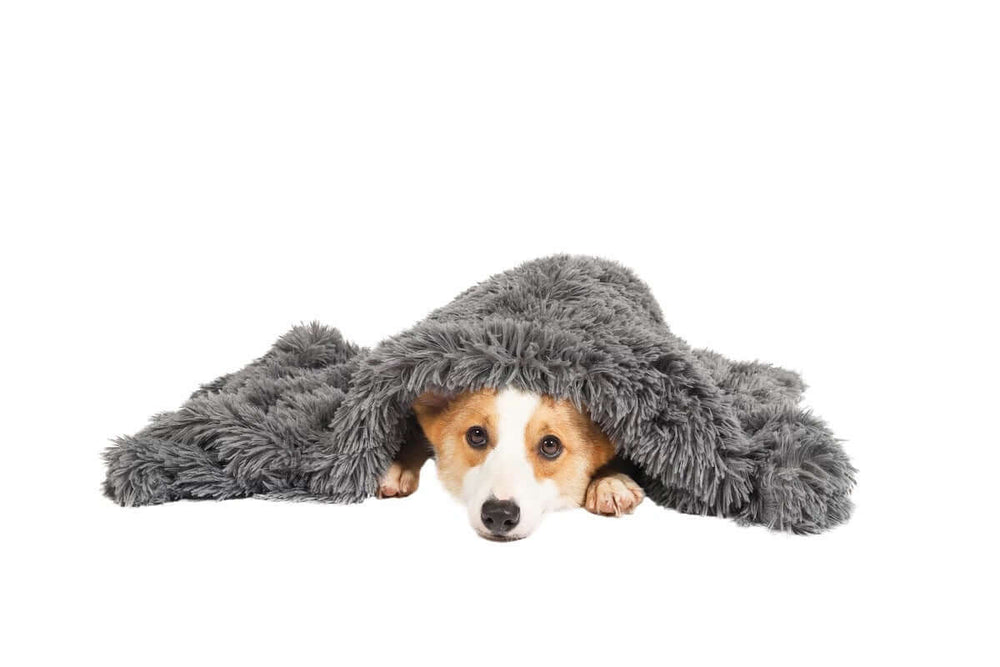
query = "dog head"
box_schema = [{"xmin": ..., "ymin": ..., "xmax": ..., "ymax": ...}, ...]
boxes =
[{"xmin": 412, "ymin": 387, "xmax": 616, "ymax": 540}]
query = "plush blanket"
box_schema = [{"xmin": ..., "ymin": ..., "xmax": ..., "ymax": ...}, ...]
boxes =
[{"xmin": 103, "ymin": 255, "xmax": 855, "ymax": 533}]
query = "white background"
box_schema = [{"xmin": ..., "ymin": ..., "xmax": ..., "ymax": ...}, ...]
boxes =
[{"xmin": 2, "ymin": 2, "xmax": 997, "ymax": 665}]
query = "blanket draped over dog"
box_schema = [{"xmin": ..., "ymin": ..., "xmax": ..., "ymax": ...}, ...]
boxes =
[{"xmin": 104, "ymin": 255, "xmax": 855, "ymax": 533}]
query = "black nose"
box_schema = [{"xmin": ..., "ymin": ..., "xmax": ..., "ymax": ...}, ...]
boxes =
[{"xmin": 481, "ymin": 498, "xmax": 520, "ymax": 535}]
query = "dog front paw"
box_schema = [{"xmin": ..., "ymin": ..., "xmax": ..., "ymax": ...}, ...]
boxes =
[
  {"xmin": 584, "ymin": 473, "xmax": 644, "ymax": 517},
  {"xmin": 377, "ymin": 461, "xmax": 421, "ymax": 498}
]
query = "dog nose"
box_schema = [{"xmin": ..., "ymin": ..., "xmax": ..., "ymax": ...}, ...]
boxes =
[{"xmin": 481, "ymin": 498, "xmax": 520, "ymax": 535}]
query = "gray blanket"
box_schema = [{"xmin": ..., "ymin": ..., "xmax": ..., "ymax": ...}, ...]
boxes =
[{"xmin": 103, "ymin": 255, "xmax": 855, "ymax": 533}]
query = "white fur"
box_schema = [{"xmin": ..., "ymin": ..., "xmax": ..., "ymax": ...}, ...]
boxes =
[{"xmin": 459, "ymin": 388, "xmax": 564, "ymax": 539}]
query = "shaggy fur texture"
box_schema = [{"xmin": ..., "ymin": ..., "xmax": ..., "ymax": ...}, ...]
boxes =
[{"xmin": 103, "ymin": 255, "xmax": 855, "ymax": 533}]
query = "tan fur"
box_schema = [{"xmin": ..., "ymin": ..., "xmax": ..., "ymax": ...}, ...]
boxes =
[
  {"xmin": 411, "ymin": 390, "xmax": 497, "ymax": 497},
  {"xmin": 524, "ymin": 395, "xmax": 617, "ymax": 505}
]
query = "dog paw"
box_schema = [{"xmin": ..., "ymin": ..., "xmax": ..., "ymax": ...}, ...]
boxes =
[
  {"xmin": 377, "ymin": 462, "xmax": 420, "ymax": 498},
  {"xmin": 584, "ymin": 473, "xmax": 644, "ymax": 517}
]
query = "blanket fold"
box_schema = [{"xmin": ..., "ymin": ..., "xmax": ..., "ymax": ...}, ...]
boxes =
[{"xmin": 104, "ymin": 255, "xmax": 855, "ymax": 533}]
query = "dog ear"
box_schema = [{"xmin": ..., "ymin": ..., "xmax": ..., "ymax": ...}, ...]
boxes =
[{"xmin": 411, "ymin": 391, "xmax": 454, "ymax": 421}]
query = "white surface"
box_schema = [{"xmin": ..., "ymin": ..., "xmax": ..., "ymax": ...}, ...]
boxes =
[{"xmin": 2, "ymin": 2, "xmax": 997, "ymax": 666}]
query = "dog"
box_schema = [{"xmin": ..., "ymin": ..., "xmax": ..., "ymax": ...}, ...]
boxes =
[{"xmin": 377, "ymin": 387, "xmax": 644, "ymax": 540}]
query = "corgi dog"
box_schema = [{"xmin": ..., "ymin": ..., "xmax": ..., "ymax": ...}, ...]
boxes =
[{"xmin": 378, "ymin": 387, "xmax": 644, "ymax": 540}]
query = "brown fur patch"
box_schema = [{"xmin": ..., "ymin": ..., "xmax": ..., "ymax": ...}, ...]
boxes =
[
  {"xmin": 412, "ymin": 390, "xmax": 498, "ymax": 496},
  {"xmin": 525, "ymin": 396, "xmax": 617, "ymax": 505}
]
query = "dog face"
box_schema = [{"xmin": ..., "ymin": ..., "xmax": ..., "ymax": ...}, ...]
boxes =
[{"xmin": 412, "ymin": 388, "xmax": 616, "ymax": 540}]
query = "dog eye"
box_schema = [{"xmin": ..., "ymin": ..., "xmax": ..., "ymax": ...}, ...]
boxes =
[
  {"xmin": 538, "ymin": 435, "xmax": 562, "ymax": 459},
  {"xmin": 466, "ymin": 426, "xmax": 489, "ymax": 448}
]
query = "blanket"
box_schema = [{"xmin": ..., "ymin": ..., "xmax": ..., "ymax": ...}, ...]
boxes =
[{"xmin": 103, "ymin": 255, "xmax": 855, "ymax": 533}]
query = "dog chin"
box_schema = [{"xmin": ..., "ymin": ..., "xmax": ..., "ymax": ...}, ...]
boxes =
[
  {"xmin": 471, "ymin": 516, "xmax": 540, "ymax": 541},
  {"xmin": 475, "ymin": 530, "xmax": 526, "ymax": 542}
]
